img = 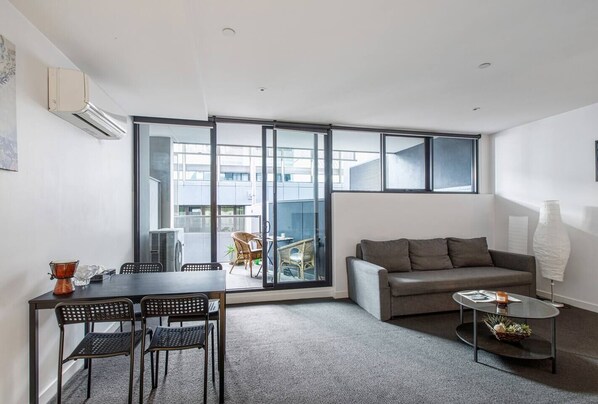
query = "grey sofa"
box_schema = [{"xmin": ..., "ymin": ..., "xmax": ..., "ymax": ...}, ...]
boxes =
[{"xmin": 346, "ymin": 237, "xmax": 536, "ymax": 320}]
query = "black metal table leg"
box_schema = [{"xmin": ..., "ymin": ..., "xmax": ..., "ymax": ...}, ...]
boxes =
[
  {"xmin": 473, "ymin": 309, "xmax": 478, "ymax": 362},
  {"xmin": 551, "ymin": 317, "xmax": 557, "ymax": 373},
  {"xmin": 218, "ymin": 291, "xmax": 226, "ymax": 403},
  {"xmin": 459, "ymin": 305, "xmax": 463, "ymax": 324},
  {"xmin": 29, "ymin": 303, "xmax": 39, "ymax": 404}
]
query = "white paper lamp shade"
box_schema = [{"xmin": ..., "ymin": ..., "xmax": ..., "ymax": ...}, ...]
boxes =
[{"xmin": 533, "ymin": 200, "xmax": 570, "ymax": 282}]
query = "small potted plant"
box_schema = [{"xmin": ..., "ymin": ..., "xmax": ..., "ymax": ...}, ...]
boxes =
[{"xmin": 225, "ymin": 245, "xmax": 236, "ymax": 265}]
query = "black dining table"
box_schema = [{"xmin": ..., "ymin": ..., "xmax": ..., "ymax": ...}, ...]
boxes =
[{"xmin": 28, "ymin": 271, "xmax": 227, "ymax": 403}]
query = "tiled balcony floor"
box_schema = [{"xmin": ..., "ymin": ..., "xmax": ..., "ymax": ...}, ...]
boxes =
[{"xmin": 224, "ymin": 262, "xmax": 316, "ymax": 290}]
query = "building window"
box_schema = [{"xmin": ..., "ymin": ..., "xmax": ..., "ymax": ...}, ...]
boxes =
[
  {"xmin": 256, "ymin": 172, "xmax": 292, "ymax": 182},
  {"xmin": 332, "ymin": 130, "xmax": 381, "ymax": 191},
  {"xmin": 332, "ymin": 131, "xmax": 477, "ymax": 193},
  {"xmin": 220, "ymin": 172, "xmax": 250, "ymax": 181},
  {"xmin": 432, "ymin": 137, "xmax": 475, "ymax": 192},
  {"xmin": 384, "ymin": 135, "xmax": 428, "ymax": 191},
  {"xmin": 383, "ymin": 134, "xmax": 476, "ymax": 193}
]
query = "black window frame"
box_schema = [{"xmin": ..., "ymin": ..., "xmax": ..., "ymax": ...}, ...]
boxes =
[
  {"xmin": 430, "ymin": 136, "xmax": 478, "ymax": 194},
  {"xmin": 331, "ymin": 129, "xmax": 479, "ymax": 195},
  {"xmin": 383, "ymin": 134, "xmax": 431, "ymax": 192}
]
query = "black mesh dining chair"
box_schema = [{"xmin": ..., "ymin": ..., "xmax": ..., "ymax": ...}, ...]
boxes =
[
  {"xmin": 120, "ymin": 262, "xmax": 164, "ymax": 274},
  {"xmin": 118, "ymin": 262, "xmax": 164, "ymax": 331},
  {"xmin": 139, "ymin": 294, "xmax": 215, "ymax": 404},
  {"xmin": 165, "ymin": 263, "xmax": 222, "ymax": 373},
  {"xmin": 54, "ymin": 298, "xmax": 153, "ymax": 404}
]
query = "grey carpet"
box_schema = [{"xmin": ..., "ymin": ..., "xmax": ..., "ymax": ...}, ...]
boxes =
[{"xmin": 56, "ymin": 299, "xmax": 598, "ymax": 403}]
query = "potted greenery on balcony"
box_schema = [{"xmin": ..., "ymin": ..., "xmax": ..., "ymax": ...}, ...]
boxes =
[{"xmin": 225, "ymin": 245, "xmax": 236, "ymax": 265}]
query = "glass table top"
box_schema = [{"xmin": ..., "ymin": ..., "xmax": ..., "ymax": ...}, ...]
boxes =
[{"xmin": 452, "ymin": 291, "xmax": 560, "ymax": 319}]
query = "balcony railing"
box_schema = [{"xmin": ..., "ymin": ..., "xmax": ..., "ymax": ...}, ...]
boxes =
[{"xmin": 174, "ymin": 214, "xmax": 261, "ymax": 263}]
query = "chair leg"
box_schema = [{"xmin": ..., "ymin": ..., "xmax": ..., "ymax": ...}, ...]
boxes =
[
  {"xmin": 154, "ymin": 351, "xmax": 159, "ymax": 389},
  {"xmin": 165, "ymin": 350, "xmax": 169, "ymax": 375},
  {"xmin": 203, "ymin": 347, "xmax": 208, "ymax": 404},
  {"xmin": 139, "ymin": 353, "xmax": 144, "ymax": 404},
  {"xmin": 120, "ymin": 321, "xmax": 123, "ymax": 332},
  {"xmin": 249, "ymin": 258, "xmax": 253, "ymax": 277},
  {"xmin": 128, "ymin": 351, "xmax": 134, "ymax": 404},
  {"xmin": 86, "ymin": 358, "xmax": 92, "ymax": 399},
  {"xmin": 150, "ymin": 351, "xmax": 155, "ymax": 389},
  {"xmin": 211, "ymin": 329, "xmax": 215, "ymax": 385},
  {"xmin": 57, "ymin": 359, "xmax": 63, "ymax": 404}
]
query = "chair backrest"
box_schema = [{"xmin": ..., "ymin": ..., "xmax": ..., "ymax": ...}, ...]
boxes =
[
  {"xmin": 182, "ymin": 262, "xmax": 223, "ymax": 272},
  {"xmin": 55, "ymin": 298, "xmax": 134, "ymax": 327},
  {"xmin": 232, "ymin": 232, "xmax": 262, "ymax": 253},
  {"xmin": 140, "ymin": 293, "xmax": 209, "ymax": 319},
  {"xmin": 304, "ymin": 238, "xmax": 315, "ymax": 258},
  {"xmin": 120, "ymin": 262, "xmax": 163, "ymax": 274}
]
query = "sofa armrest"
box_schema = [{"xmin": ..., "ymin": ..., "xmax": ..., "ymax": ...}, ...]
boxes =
[
  {"xmin": 489, "ymin": 249, "xmax": 536, "ymax": 297},
  {"xmin": 346, "ymin": 257, "xmax": 391, "ymax": 321}
]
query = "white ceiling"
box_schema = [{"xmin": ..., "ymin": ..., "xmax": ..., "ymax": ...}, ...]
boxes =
[{"xmin": 10, "ymin": 0, "xmax": 598, "ymax": 134}]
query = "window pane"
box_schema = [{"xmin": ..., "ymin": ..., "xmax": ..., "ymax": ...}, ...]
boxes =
[
  {"xmin": 433, "ymin": 137, "xmax": 474, "ymax": 192},
  {"xmin": 215, "ymin": 123, "xmax": 263, "ymax": 265},
  {"xmin": 332, "ymin": 130, "xmax": 381, "ymax": 191},
  {"xmin": 385, "ymin": 136, "xmax": 426, "ymax": 190},
  {"xmin": 137, "ymin": 123, "xmax": 212, "ymax": 269}
]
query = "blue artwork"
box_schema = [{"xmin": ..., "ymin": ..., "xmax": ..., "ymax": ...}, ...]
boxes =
[{"xmin": 0, "ymin": 34, "xmax": 17, "ymax": 171}]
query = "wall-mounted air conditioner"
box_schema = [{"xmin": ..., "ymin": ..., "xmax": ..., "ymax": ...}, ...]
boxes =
[{"xmin": 48, "ymin": 67, "xmax": 127, "ymax": 140}]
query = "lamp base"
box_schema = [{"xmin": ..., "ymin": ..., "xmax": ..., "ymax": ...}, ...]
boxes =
[{"xmin": 545, "ymin": 279, "xmax": 565, "ymax": 308}]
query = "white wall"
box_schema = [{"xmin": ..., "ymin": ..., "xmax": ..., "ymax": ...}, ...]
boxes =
[
  {"xmin": 493, "ymin": 101, "xmax": 598, "ymax": 312},
  {"xmin": 0, "ymin": 1, "xmax": 133, "ymax": 403}
]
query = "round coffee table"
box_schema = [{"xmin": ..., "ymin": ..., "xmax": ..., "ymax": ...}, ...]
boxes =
[{"xmin": 452, "ymin": 291, "xmax": 560, "ymax": 373}]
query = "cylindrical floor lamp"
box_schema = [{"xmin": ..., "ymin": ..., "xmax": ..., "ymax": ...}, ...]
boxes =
[{"xmin": 533, "ymin": 200, "xmax": 570, "ymax": 307}]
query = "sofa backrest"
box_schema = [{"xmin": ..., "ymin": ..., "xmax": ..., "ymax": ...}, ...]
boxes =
[
  {"xmin": 356, "ymin": 237, "xmax": 493, "ymax": 270},
  {"xmin": 356, "ymin": 243, "xmax": 363, "ymax": 259}
]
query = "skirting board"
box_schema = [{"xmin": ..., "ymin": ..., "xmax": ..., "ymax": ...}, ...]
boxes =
[
  {"xmin": 536, "ymin": 289, "xmax": 598, "ymax": 313},
  {"xmin": 227, "ymin": 288, "xmax": 349, "ymax": 305},
  {"xmin": 227, "ymin": 287, "xmax": 336, "ymax": 305},
  {"xmin": 39, "ymin": 322, "xmax": 120, "ymax": 404}
]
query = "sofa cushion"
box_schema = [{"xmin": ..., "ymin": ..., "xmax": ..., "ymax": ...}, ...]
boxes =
[
  {"xmin": 360, "ymin": 239, "xmax": 411, "ymax": 272},
  {"xmin": 387, "ymin": 267, "xmax": 533, "ymax": 297},
  {"xmin": 448, "ymin": 237, "xmax": 494, "ymax": 268},
  {"xmin": 408, "ymin": 238, "xmax": 453, "ymax": 270}
]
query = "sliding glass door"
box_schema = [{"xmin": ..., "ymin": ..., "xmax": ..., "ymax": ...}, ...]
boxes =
[
  {"xmin": 135, "ymin": 118, "xmax": 331, "ymax": 290},
  {"xmin": 263, "ymin": 128, "xmax": 329, "ymax": 287}
]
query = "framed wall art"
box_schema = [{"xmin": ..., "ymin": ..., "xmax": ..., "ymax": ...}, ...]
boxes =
[{"xmin": 0, "ymin": 34, "xmax": 17, "ymax": 172}]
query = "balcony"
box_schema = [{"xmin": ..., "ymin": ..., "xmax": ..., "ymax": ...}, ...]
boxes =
[{"xmin": 173, "ymin": 213, "xmax": 319, "ymax": 289}]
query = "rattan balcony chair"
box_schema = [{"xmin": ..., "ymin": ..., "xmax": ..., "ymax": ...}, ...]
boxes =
[
  {"xmin": 277, "ymin": 238, "xmax": 316, "ymax": 280},
  {"xmin": 118, "ymin": 262, "xmax": 164, "ymax": 331},
  {"xmin": 165, "ymin": 263, "xmax": 222, "ymax": 374},
  {"xmin": 140, "ymin": 294, "xmax": 215, "ymax": 404},
  {"xmin": 54, "ymin": 298, "xmax": 153, "ymax": 404},
  {"xmin": 231, "ymin": 231, "xmax": 263, "ymax": 277}
]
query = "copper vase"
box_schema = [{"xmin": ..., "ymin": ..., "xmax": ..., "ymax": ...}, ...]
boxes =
[{"xmin": 49, "ymin": 261, "xmax": 79, "ymax": 295}]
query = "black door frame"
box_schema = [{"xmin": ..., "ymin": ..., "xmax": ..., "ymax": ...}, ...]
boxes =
[
  {"xmin": 134, "ymin": 116, "xmax": 332, "ymax": 291},
  {"xmin": 261, "ymin": 126, "xmax": 332, "ymax": 290}
]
